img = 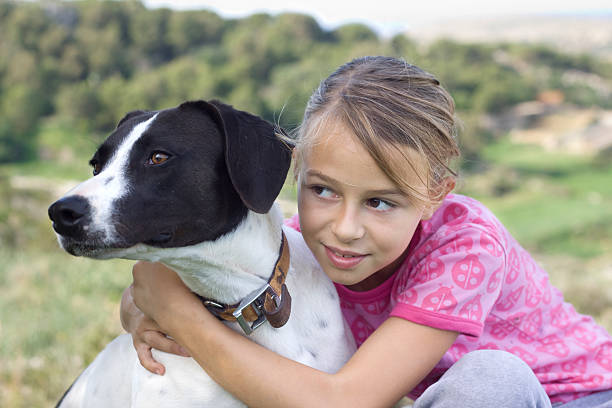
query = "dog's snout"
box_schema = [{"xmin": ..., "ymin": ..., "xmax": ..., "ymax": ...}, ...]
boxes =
[{"xmin": 48, "ymin": 196, "xmax": 91, "ymax": 236}]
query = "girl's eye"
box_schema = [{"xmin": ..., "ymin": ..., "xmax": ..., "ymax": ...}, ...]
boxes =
[
  {"xmin": 367, "ymin": 198, "xmax": 394, "ymax": 211},
  {"xmin": 148, "ymin": 152, "xmax": 170, "ymax": 165},
  {"xmin": 312, "ymin": 185, "xmax": 335, "ymax": 198}
]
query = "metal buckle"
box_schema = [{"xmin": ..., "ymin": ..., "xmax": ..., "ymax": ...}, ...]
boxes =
[
  {"xmin": 232, "ymin": 284, "xmax": 279, "ymax": 335},
  {"xmin": 202, "ymin": 300, "xmax": 225, "ymax": 312}
]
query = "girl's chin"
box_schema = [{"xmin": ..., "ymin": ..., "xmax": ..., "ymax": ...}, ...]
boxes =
[{"xmin": 321, "ymin": 264, "xmax": 372, "ymax": 288}]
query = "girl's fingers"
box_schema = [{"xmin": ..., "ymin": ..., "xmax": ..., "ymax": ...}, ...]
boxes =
[
  {"xmin": 134, "ymin": 340, "xmax": 165, "ymax": 375},
  {"xmin": 142, "ymin": 330, "xmax": 191, "ymax": 357}
]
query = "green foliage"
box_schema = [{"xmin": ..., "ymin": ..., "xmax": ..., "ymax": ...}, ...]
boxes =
[
  {"xmin": 332, "ymin": 23, "xmax": 378, "ymax": 43},
  {"xmin": 167, "ymin": 9, "xmax": 225, "ymax": 53},
  {"xmin": 507, "ymin": 43, "xmax": 607, "ymax": 75},
  {"xmin": 1, "ymin": 0, "xmax": 608, "ymax": 165},
  {"xmin": 389, "ymin": 34, "xmax": 419, "ymax": 60},
  {"xmin": 0, "ymin": 85, "xmax": 47, "ymax": 162},
  {"xmin": 422, "ymin": 40, "xmax": 538, "ymax": 113}
]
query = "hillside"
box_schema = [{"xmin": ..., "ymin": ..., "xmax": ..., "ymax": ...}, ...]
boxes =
[
  {"xmin": 0, "ymin": 1, "xmax": 610, "ymax": 166},
  {"xmin": 410, "ymin": 15, "xmax": 612, "ymax": 60}
]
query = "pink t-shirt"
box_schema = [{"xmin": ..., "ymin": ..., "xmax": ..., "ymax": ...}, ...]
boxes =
[{"xmin": 285, "ymin": 194, "xmax": 612, "ymax": 404}]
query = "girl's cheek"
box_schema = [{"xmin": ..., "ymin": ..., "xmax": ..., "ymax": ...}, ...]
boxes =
[{"xmin": 297, "ymin": 198, "xmax": 323, "ymax": 242}]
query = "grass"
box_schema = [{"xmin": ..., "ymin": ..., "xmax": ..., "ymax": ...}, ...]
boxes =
[
  {"xmin": 460, "ymin": 138, "xmax": 612, "ymax": 258},
  {"xmin": 0, "ymin": 249, "xmax": 132, "ymax": 407},
  {"xmin": 0, "ymin": 169, "xmax": 134, "ymax": 407}
]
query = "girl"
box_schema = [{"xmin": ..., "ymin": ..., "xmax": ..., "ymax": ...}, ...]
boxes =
[{"xmin": 123, "ymin": 56, "xmax": 612, "ymax": 407}]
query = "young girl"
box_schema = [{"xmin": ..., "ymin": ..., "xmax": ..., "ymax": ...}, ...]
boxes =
[{"xmin": 123, "ymin": 56, "xmax": 612, "ymax": 407}]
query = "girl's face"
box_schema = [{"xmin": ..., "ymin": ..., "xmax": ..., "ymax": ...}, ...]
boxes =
[{"xmin": 297, "ymin": 122, "xmax": 431, "ymax": 291}]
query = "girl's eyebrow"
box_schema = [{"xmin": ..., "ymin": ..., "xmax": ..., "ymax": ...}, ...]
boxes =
[{"xmin": 305, "ymin": 170, "xmax": 407, "ymax": 197}]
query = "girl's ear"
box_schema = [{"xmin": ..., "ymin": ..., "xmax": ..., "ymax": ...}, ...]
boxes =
[
  {"xmin": 421, "ymin": 177, "xmax": 456, "ymax": 220},
  {"xmin": 442, "ymin": 176, "xmax": 456, "ymax": 195}
]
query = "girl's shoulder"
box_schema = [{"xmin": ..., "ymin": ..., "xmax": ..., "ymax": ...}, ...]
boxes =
[
  {"xmin": 424, "ymin": 194, "xmax": 508, "ymax": 244},
  {"xmin": 401, "ymin": 194, "xmax": 511, "ymax": 271}
]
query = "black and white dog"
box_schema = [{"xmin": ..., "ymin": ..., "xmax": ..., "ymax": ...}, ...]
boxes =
[{"xmin": 48, "ymin": 100, "xmax": 355, "ymax": 407}]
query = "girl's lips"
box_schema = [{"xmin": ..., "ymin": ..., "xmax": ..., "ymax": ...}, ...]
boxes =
[{"xmin": 324, "ymin": 245, "xmax": 367, "ymax": 269}]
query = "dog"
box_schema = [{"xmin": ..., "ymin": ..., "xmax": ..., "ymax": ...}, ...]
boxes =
[{"xmin": 48, "ymin": 100, "xmax": 356, "ymax": 407}]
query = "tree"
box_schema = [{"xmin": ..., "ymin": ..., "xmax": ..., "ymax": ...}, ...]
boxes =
[
  {"xmin": 131, "ymin": 7, "xmax": 174, "ymax": 65},
  {"xmin": 167, "ymin": 10, "xmax": 225, "ymax": 54},
  {"xmin": 4, "ymin": 4, "xmax": 50, "ymax": 53},
  {"xmin": 332, "ymin": 23, "xmax": 378, "ymax": 43},
  {"xmin": 0, "ymin": 85, "xmax": 46, "ymax": 162}
]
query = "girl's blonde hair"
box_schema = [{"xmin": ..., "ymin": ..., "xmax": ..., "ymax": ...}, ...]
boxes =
[{"xmin": 294, "ymin": 56, "xmax": 460, "ymax": 207}]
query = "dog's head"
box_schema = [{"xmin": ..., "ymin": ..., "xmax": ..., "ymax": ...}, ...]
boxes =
[{"xmin": 48, "ymin": 100, "xmax": 292, "ymax": 258}]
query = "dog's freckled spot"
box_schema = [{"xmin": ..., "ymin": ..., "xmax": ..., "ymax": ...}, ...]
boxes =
[
  {"xmin": 328, "ymin": 289, "xmax": 337, "ymax": 300},
  {"xmin": 318, "ymin": 319, "xmax": 328, "ymax": 329},
  {"xmin": 104, "ymin": 176, "xmax": 114, "ymax": 185},
  {"xmin": 307, "ymin": 349, "xmax": 318, "ymax": 359},
  {"xmin": 159, "ymin": 388, "xmax": 167, "ymax": 396}
]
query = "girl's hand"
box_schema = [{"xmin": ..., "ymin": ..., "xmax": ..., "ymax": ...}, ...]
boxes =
[
  {"xmin": 131, "ymin": 261, "xmax": 204, "ymax": 342},
  {"xmin": 120, "ymin": 281, "xmax": 190, "ymax": 375}
]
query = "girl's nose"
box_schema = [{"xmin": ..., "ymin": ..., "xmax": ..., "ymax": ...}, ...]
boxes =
[{"xmin": 331, "ymin": 204, "xmax": 365, "ymax": 243}]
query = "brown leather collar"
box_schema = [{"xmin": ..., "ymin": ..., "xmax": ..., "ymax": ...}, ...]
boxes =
[{"xmin": 198, "ymin": 231, "xmax": 291, "ymax": 335}]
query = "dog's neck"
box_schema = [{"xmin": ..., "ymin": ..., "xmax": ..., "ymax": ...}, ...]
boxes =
[{"xmin": 119, "ymin": 204, "xmax": 285, "ymax": 305}]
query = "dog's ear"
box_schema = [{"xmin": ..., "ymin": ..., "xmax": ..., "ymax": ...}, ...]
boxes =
[
  {"xmin": 116, "ymin": 110, "xmax": 149, "ymax": 128},
  {"xmin": 185, "ymin": 100, "xmax": 292, "ymax": 214}
]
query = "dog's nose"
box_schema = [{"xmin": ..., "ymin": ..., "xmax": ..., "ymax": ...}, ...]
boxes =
[{"xmin": 48, "ymin": 196, "xmax": 91, "ymax": 237}]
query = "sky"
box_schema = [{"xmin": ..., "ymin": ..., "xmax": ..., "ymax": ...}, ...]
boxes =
[{"xmin": 142, "ymin": 0, "xmax": 611, "ymax": 36}]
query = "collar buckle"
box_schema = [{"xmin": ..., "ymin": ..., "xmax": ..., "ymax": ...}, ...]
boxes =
[{"xmin": 232, "ymin": 283, "xmax": 279, "ymax": 335}]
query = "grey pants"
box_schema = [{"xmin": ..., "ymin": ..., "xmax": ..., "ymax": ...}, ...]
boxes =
[{"xmin": 413, "ymin": 350, "xmax": 612, "ymax": 408}]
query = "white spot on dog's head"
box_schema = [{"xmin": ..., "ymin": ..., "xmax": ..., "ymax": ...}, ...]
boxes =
[{"xmin": 65, "ymin": 114, "xmax": 158, "ymax": 243}]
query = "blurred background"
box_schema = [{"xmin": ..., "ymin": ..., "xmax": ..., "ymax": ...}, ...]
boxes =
[{"xmin": 0, "ymin": 0, "xmax": 610, "ymax": 406}]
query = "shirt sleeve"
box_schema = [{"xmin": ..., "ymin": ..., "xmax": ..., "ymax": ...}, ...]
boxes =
[{"xmin": 390, "ymin": 226, "xmax": 506, "ymax": 338}]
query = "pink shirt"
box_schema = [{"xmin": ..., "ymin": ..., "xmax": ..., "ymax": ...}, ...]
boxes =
[{"xmin": 285, "ymin": 194, "xmax": 612, "ymax": 404}]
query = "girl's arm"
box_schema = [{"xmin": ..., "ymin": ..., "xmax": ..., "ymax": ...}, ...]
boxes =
[{"xmin": 132, "ymin": 261, "xmax": 458, "ymax": 408}]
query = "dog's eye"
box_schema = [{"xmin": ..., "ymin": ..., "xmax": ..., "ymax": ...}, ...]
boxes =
[
  {"xmin": 91, "ymin": 161, "xmax": 101, "ymax": 176},
  {"xmin": 148, "ymin": 152, "xmax": 170, "ymax": 165}
]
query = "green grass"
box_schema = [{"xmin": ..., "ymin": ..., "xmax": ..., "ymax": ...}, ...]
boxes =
[
  {"xmin": 1, "ymin": 159, "xmax": 91, "ymax": 181},
  {"xmin": 0, "ymin": 165, "xmax": 133, "ymax": 407},
  {"xmin": 3, "ymin": 118, "xmax": 103, "ymax": 180},
  {"xmin": 480, "ymin": 139, "xmax": 593, "ymax": 174},
  {"xmin": 0, "ymin": 249, "xmax": 133, "ymax": 407},
  {"xmin": 460, "ymin": 138, "xmax": 612, "ymax": 258}
]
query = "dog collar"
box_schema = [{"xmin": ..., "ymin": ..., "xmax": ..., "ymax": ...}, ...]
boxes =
[{"xmin": 198, "ymin": 231, "xmax": 292, "ymax": 335}]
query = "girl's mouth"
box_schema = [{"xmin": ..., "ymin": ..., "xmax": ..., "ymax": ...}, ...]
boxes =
[{"xmin": 324, "ymin": 245, "xmax": 367, "ymax": 269}]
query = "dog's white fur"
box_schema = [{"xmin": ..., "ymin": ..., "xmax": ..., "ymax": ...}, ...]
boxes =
[{"xmin": 56, "ymin": 115, "xmax": 356, "ymax": 407}]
